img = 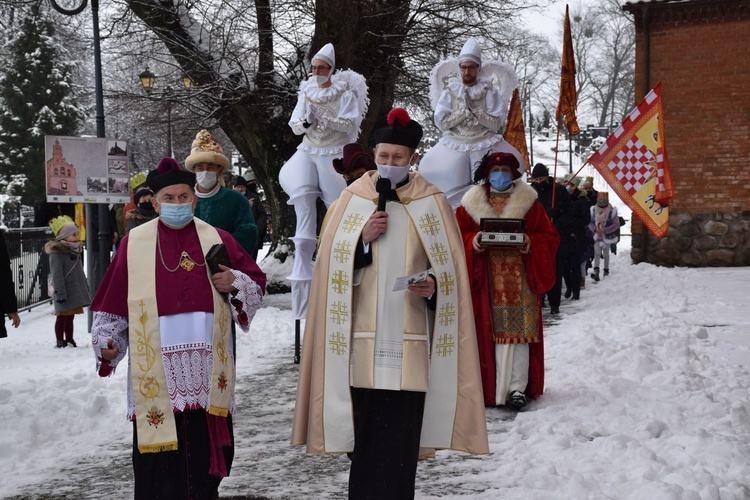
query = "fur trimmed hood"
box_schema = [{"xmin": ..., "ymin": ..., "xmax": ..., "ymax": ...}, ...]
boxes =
[
  {"xmin": 460, "ymin": 180, "xmax": 538, "ymax": 224},
  {"xmin": 44, "ymin": 240, "xmax": 74, "ymax": 254}
]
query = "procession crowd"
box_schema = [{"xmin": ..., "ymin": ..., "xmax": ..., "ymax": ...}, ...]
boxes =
[{"xmin": 1, "ymin": 38, "xmax": 622, "ymax": 500}]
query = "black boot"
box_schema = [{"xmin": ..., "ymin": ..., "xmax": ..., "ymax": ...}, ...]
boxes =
[
  {"xmin": 56, "ymin": 340, "xmax": 65, "ymax": 348},
  {"xmin": 65, "ymin": 339, "xmax": 77, "ymax": 348},
  {"xmin": 591, "ymin": 267, "xmax": 600, "ymax": 282},
  {"xmin": 564, "ymin": 288, "xmax": 572, "ymax": 299},
  {"xmin": 604, "ymin": 268, "xmax": 609, "ymax": 277}
]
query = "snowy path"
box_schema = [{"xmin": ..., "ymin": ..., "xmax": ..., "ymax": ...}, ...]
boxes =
[{"xmin": 2, "ymin": 247, "xmax": 749, "ymax": 499}]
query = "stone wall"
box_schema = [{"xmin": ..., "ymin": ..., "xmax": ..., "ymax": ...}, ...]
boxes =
[{"xmin": 631, "ymin": 211, "xmax": 750, "ymax": 267}]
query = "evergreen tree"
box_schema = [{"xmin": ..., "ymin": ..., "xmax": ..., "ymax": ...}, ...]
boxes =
[{"xmin": 0, "ymin": 5, "xmax": 86, "ymax": 205}]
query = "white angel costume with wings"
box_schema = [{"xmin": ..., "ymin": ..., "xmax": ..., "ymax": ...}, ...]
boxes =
[
  {"xmin": 279, "ymin": 55, "xmax": 369, "ymax": 320},
  {"xmin": 420, "ymin": 57, "xmax": 523, "ymax": 209}
]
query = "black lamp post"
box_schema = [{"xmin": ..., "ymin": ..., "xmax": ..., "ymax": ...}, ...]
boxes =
[
  {"xmin": 525, "ymin": 80, "xmax": 534, "ymax": 167},
  {"xmin": 50, "ymin": 0, "xmax": 110, "ymax": 300}
]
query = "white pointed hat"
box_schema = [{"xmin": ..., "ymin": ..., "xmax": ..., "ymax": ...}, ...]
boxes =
[
  {"xmin": 312, "ymin": 43, "xmax": 336, "ymax": 73},
  {"xmin": 458, "ymin": 37, "xmax": 482, "ymax": 67}
]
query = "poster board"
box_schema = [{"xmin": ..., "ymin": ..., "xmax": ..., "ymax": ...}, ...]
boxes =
[{"xmin": 45, "ymin": 136, "xmax": 131, "ymax": 204}]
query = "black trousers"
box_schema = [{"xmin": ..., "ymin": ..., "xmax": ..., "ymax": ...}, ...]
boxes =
[
  {"xmin": 348, "ymin": 388, "xmax": 426, "ymax": 500},
  {"xmin": 132, "ymin": 410, "xmax": 234, "ymax": 500}
]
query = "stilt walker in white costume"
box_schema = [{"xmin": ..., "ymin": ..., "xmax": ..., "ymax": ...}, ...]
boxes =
[
  {"xmin": 279, "ymin": 43, "xmax": 368, "ymax": 319},
  {"xmin": 420, "ymin": 37, "xmax": 522, "ymax": 209}
]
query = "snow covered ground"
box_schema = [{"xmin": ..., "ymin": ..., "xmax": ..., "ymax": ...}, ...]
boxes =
[{"xmin": 2, "ymin": 143, "xmax": 749, "ymax": 499}]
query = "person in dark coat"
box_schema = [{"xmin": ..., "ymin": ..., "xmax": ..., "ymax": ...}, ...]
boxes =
[
  {"xmin": 529, "ymin": 163, "xmax": 574, "ymax": 315},
  {"xmin": 562, "ymin": 175, "xmax": 593, "ymax": 299},
  {"xmin": 234, "ymin": 172, "xmax": 268, "ymax": 254},
  {"xmin": 125, "ymin": 187, "xmax": 158, "ymax": 233},
  {"xmin": 1, "ymin": 229, "xmax": 21, "ymax": 338}
]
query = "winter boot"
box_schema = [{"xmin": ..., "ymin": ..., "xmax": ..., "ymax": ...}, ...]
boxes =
[
  {"xmin": 604, "ymin": 268, "xmax": 609, "ymax": 277},
  {"xmin": 564, "ymin": 288, "xmax": 572, "ymax": 299},
  {"xmin": 507, "ymin": 390, "xmax": 527, "ymax": 411},
  {"xmin": 591, "ymin": 267, "xmax": 600, "ymax": 282},
  {"xmin": 580, "ymin": 276, "xmax": 586, "ymax": 289},
  {"xmin": 56, "ymin": 340, "xmax": 65, "ymax": 348},
  {"xmin": 65, "ymin": 339, "xmax": 77, "ymax": 348}
]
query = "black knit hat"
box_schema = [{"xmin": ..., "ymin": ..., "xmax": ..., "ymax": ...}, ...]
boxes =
[
  {"xmin": 372, "ymin": 108, "xmax": 423, "ymax": 149},
  {"xmin": 147, "ymin": 157, "xmax": 196, "ymax": 193},
  {"xmin": 134, "ymin": 187, "xmax": 154, "ymax": 204},
  {"xmin": 531, "ymin": 163, "xmax": 549, "ymax": 179}
]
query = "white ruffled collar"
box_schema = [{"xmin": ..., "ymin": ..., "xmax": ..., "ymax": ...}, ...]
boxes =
[{"xmin": 300, "ymin": 77, "xmax": 348, "ymax": 103}]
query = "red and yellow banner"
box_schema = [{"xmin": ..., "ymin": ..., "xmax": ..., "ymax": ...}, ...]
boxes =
[{"xmin": 588, "ymin": 82, "xmax": 674, "ymax": 238}]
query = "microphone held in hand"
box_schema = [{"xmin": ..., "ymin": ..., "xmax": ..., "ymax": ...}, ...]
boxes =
[{"xmin": 376, "ymin": 177, "xmax": 391, "ymax": 212}]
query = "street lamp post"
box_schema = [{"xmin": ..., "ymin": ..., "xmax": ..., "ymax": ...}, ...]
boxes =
[
  {"xmin": 525, "ymin": 80, "xmax": 534, "ymax": 167},
  {"xmin": 49, "ymin": 0, "xmax": 110, "ymax": 301},
  {"xmin": 140, "ymin": 68, "xmax": 193, "ymax": 158}
]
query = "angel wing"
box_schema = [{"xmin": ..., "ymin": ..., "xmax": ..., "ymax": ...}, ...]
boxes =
[
  {"xmin": 480, "ymin": 60, "xmax": 518, "ymax": 113},
  {"xmin": 333, "ymin": 69, "xmax": 370, "ymax": 123},
  {"xmin": 429, "ymin": 57, "xmax": 459, "ymax": 110}
]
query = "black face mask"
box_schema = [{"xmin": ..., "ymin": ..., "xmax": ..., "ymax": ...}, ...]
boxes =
[
  {"xmin": 532, "ymin": 179, "xmax": 550, "ymax": 192},
  {"xmin": 139, "ymin": 201, "xmax": 153, "ymax": 211}
]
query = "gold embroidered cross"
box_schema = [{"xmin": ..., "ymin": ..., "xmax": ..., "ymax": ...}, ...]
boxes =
[
  {"xmin": 333, "ymin": 240, "xmax": 352, "ymax": 264},
  {"xmin": 342, "ymin": 213, "xmax": 365, "ymax": 234},
  {"xmin": 328, "ymin": 331, "xmax": 348, "ymax": 355},
  {"xmin": 329, "ymin": 301, "xmax": 349, "ymax": 324},
  {"xmin": 419, "ymin": 213, "xmax": 441, "ymax": 236},
  {"xmin": 439, "ymin": 303, "xmax": 456, "ymax": 326},
  {"xmin": 435, "ymin": 333, "xmax": 455, "ymax": 357},
  {"xmin": 430, "ymin": 242, "xmax": 449, "ymax": 266},
  {"xmin": 438, "ymin": 271, "xmax": 455, "ymax": 296},
  {"xmin": 331, "ymin": 270, "xmax": 349, "ymax": 294}
]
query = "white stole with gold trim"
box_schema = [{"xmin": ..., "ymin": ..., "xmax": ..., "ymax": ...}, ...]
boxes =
[
  {"xmin": 127, "ymin": 218, "xmax": 233, "ymax": 453},
  {"xmin": 402, "ymin": 196, "xmax": 460, "ymax": 449}
]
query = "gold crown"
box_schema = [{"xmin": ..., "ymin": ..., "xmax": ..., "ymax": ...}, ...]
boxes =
[{"xmin": 49, "ymin": 215, "xmax": 74, "ymax": 236}]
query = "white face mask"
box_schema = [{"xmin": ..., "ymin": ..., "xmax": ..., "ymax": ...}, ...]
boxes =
[
  {"xmin": 376, "ymin": 163, "xmax": 409, "ymax": 188},
  {"xmin": 315, "ymin": 75, "xmax": 330, "ymax": 86},
  {"xmin": 195, "ymin": 171, "xmax": 218, "ymax": 190}
]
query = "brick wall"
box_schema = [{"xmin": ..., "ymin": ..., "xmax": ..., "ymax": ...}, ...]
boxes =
[{"xmin": 626, "ymin": 0, "xmax": 750, "ymax": 266}]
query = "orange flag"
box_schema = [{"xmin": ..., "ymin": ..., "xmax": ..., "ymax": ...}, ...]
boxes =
[
  {"xmin": 556, "ymin": 5, "xmax": 580, "ymax": 136},
  {"xmin": 502, "ymin": 88, "xmax": 531, "ymax": 173}
]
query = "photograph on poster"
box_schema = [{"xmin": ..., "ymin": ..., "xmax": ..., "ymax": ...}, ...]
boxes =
[
  {"xmin": 108, "ymin": 159, "xmax": 127, "ymax": 174},
  {"xmin": 45, "ymin": 136, "xmax": 131, "ymax": 203},
  {"xmin": 108, "ymin": 177, "xmax": 128, "ymax": 193}
]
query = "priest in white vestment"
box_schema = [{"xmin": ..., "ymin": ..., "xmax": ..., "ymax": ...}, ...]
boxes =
[{"xmin": 292, "ymin": 107, "xmax": 488, "ymax": 500}]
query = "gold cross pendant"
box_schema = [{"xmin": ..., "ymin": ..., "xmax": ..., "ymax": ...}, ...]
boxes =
[{"xmin": 179, "ymin": 252, "xmax": 196, "ymax": 272}]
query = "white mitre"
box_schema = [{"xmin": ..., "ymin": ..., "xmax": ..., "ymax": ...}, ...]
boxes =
[
  {"xmin": 312, "ymin": 43, "xmax": 336, "ymax": 73},
  {"xmin": 458, "ymin": 37, "xmax": 482, "ymax": 67}
]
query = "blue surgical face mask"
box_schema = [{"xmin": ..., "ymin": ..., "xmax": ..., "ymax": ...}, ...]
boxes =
[
  {"xmin": 159, "ymin": 202, "xmax": 194, "ymax": 228},
  {"xmin": 489, "ymin": 170, "xmax": 513, "ymax": 191}
]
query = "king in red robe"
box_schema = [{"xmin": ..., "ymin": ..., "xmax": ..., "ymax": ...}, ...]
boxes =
[{"xmin": 455, "ymin": 152, "xmax": 559, "ymax": 408}]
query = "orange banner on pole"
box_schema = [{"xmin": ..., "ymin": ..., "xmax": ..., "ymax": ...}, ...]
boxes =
[
  {"xmin": 503, "ymin": 88, "xmax": 531, "ymax": 173},
  {"xmin": 556, "ymin": 4, "xmax": 580, "ymax": 137},
  {"xmin": 588, "ymin": 82, "xmax": 674, "ymax": 238}
]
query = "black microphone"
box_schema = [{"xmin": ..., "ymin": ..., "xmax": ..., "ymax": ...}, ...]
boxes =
[{"xmin": 376, "ymin": 177, "xmax": 391, "ymax": 212}]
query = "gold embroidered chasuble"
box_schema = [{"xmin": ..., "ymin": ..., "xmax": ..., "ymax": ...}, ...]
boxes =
[
  {"xmin": 292, "ymin": 171, "xmax": 488, "ymax": 456},
  {"xmin": 127, "ymin": 218, "xmax": 233, "ymax": 453},
  {"xmin": 486, "ymin": 193, "xmax": 540, "ymax": 344}
]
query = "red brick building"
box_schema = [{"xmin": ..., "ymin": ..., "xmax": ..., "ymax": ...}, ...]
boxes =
[
  {"xmin": 623, "ymin": 0, "xmax": 750, "ymax": 266},
  {"xmin": 46, "ymin": 139, "xmax": 78, "ymax": 197}
]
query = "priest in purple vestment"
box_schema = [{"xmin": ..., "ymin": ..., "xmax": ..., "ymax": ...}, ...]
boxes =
[{"xmin": 89, "ymin": 160, "xmax": 266, "ymax": 499}]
